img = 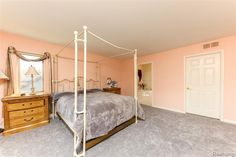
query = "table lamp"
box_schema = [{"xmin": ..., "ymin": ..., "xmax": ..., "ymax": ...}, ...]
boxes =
[{"xmin": 25, "ymin": 65, "xmax": 39, "ymax": 95}]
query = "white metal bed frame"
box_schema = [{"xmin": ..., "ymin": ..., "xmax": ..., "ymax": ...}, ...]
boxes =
[{"xmin": 54, "ymin": 26, "xmax": 138, "ymax": 157}]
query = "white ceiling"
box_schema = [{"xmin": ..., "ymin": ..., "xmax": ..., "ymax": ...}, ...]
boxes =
[{"xmin": 0, "ymin": 0, "xmax": 236, "ymax": 56}]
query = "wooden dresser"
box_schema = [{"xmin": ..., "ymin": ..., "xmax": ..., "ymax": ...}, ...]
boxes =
[
  {"xmin": 2, "ymin": 94, "xmax": 49, "ymax": 136},
  {"xmin": 103, "ymin": 87, "xmax": 121, "ymax": 94}
]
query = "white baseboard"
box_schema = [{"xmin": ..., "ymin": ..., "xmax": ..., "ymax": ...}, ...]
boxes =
[
  {"xmin": 49, "ymin": 113, "xmax": 58, "ymax": 119},
  {"xmin": 49, "ymin": 114, "xmax": 54, "ymax": 119},
  {"xmin": 155, "ymin": 106, "xmax": 185, "ymax": 114},
  {"xmin": 221, "ymin": 119, "xmax": 236, "ymax": 125},
  {"xmin": 154, "ymin": 106, "xmax": 236, "ymax": 125}
]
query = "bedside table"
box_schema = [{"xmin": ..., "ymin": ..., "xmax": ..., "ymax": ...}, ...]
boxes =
[
  {"xmin": 2, "ymin": 94, "xmax": 50, "ymax": 136},
  {"xmin": 103, "ymin": 87, "xmax": 121, "ymax": 94}
]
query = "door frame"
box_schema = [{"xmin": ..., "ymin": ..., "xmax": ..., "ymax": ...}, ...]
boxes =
[
  {"xmin": 184, "ymin": 50, "xmax": 224, "ymax": 120},
  {"xmin": 138, "ymin": 62, "xmax": 154, "ymax": 106}
]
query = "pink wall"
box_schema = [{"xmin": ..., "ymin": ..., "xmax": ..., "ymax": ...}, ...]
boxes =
[
  {"xmin": 121, "ymin": 35, "xmax": 236, "ymax": 123},
  {"xmin": 0, "ymin": 31, "xmax": 123, "ymax": 127},
  {"xmin": 119, "ymin": 59, "xmax": 134, "ymax": 96},
  {"xmin": 1, "ymin": 30, "xmax": 235, "ymax": 126},
  {"xmin": 56, "ymin": 51, "xmax": 123, "ymax": 89}
]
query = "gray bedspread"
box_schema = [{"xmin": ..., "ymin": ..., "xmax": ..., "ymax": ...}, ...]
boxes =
[{"xmin": 54, "ymin": 89, "xmax": 145, "ymax": 152}]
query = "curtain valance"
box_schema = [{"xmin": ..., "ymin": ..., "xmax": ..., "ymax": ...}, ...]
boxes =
[{"xmin": 7, "ymin": 46, "xmax": 51, "ymax": 61}]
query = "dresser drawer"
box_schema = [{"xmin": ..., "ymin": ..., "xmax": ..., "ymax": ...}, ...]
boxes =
[
  {"xmin": 7, "ymin": 100, "xmax": 44, "ymax": 111},
  {"xmin": 9, "ymin": 107, "xmax": 45, "ymax": 119},
  {"xmin": 10, "ymin": 114, "xmax": 45, "ymax": 128},
  {"xmin": 2, "ymin": 94, "xmax": 49, "ymax": 136}
]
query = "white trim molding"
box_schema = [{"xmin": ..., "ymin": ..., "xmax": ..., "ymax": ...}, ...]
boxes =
[
  {"xmin": 156, "ymin": 106, "xmax": 236, "ymax": 125},
  {"xmin": 221, "ymin": 119, "xmax": 236, "ymax": 125},
  {"xmin": 156, "ymin": 106, "xmax": 185, "ymax": 114}
]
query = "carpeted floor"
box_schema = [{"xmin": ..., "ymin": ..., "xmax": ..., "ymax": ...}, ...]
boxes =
[{"xmin": 0, "ymin": 105, "xmax": 236, "ymax": 157}]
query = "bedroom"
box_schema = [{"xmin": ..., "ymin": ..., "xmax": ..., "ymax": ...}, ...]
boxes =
[{"xmin": 0, "ymin": 0, "xmax": 236, "ymax": 157}]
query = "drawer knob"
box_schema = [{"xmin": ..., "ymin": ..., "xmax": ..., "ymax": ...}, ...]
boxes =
[
  {"xmin": 31, "ymin": 110, "xmax": 34, "ymax": 112},
  {"xmin": 22, "ymin": 104, "xmax": 25, "ymax": 106},
  {"xmin": 24, "ymin": 117, "xmax": 34, "ymax": 122},
  {"xmin": 24, "ymin": 111, "xmax": 26, "ymax": 113},
  {"xmin": 30, "ymin": 103, "xmax": 32, "ymax": 105}
]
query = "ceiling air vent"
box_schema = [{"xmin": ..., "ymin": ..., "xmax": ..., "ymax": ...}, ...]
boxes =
[
  {"xmin": 211, "ymin": 42, "xmax": 219, "ymax": 48},
  {"xmin": 203, "ymin": 43, "xmax": 210, "ymax": 49},
  {"xmin": 203, "ymin": 41, "xmax": 219, "ymax": 49}
]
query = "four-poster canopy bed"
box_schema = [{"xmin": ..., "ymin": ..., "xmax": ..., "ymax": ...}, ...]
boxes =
[{"xmin": 52, "ymin": 26, "xmax": 144, "ymax": 157}]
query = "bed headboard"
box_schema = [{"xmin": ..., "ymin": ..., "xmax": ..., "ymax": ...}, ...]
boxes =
[{"xmin": 54, "ymin": 76, "xmax": 101, "ymax": 92}]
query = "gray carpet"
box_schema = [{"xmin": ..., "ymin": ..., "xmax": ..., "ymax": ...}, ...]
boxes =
[{"xmin": 0, "ymin": 105, "xmax": 236, "ymax": 157}]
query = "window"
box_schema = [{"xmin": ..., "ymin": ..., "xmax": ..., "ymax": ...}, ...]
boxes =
[{"xmin": 19, "ymin": 54, "xmax": 43, "ymax": 93}]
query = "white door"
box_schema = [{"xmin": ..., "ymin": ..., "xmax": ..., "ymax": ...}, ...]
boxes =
[{"xmin": 185, "ymin": 53, "xmax": 221, "ymax": 119}]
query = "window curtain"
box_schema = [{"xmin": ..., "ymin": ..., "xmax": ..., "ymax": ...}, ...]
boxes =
[{"xmin": 6, "ymin": 46, "xmax": 53, "ymax": 95}]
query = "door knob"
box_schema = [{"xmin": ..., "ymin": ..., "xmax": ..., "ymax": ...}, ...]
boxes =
[{"xmin": 186, "ymin": 87, "xmax": 191, "ymax": 90}]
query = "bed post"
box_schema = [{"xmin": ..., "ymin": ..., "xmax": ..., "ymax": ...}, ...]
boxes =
[
  {"xmin": 73, "ymin": 31, "xmax": 79, "ymax": 157},
  {"xmin": 56, "ymin": 55, "xmax": 59, "ymax": 93},
  {"xmin": 52, "ymin": 56, "xmax": 55, "ymax": 119},
  {"xmin": 52, "ymin": 55, "xmax": 59, "ymax": 119},
  {"xmin": 134, "ymin": 49, "xmax": 138, "ymax": 124},
  {"xmin": 82, "ymin": 25, "xmax": 88, "ymax": 156}
]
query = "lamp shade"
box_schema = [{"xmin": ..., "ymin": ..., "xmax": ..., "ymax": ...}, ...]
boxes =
[
  {"xmin": 25, "ymin": 65, "xmax": 39, "ymax": 75},
  {"xmin": 0, "ymin": 70, "xmax": 9, "ymax": 80}
]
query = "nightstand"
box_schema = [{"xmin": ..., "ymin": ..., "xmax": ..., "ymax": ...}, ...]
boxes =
[
  {"xmin": 1, "ymin": 94, "xmax": 49, "ymax": 136},
  {"xmin": 103, "ymin": 87, "xmax": 121, "ymax": 94}
]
